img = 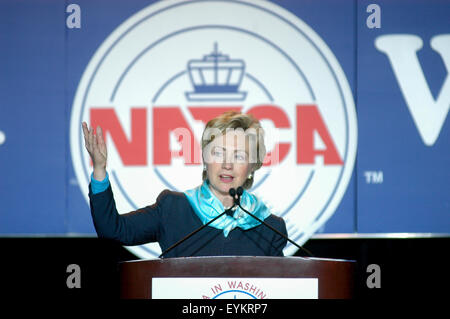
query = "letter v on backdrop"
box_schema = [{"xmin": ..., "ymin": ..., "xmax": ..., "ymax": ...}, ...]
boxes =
[{"xmin": 375, "ymin": 34, "xmax": 450, "ymax": 146}]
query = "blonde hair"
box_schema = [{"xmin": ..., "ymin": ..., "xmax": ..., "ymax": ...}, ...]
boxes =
[{"xmin": 201, "ymin": 111, "xmax": 266, "ymax": 189}]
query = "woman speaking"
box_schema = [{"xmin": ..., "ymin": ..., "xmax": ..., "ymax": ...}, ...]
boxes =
[{"xmin": 82, "ymin": 111, "xmax": 287, "ymax": 257}]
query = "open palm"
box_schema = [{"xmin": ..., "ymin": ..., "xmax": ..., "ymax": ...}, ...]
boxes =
[{"xmin": 82, "ymin": 122, "xmax": 107, "ymax": 169}]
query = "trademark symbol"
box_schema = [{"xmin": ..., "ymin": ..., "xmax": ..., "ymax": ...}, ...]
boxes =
[{"xmin": 364, "ymin": 171, "xmax": 384, "ymax": 184}]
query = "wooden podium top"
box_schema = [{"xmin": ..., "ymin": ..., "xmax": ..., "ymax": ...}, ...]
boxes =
[{"xmin": 119, "ymin": 256, "xmax": 356, "ymax": 299}]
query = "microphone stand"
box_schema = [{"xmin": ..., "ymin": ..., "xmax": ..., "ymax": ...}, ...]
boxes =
[
  {"xmin": 158, "ymin": 205, "xmax": 235, "ymax": 258},
  {"xmin": 233, "ymin": 187, "xmax": 314, "ymax": 257}
]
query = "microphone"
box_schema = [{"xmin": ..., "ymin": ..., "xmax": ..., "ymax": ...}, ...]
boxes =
[
  {"xmin": 228, "ymin": 188, "xmax": 238, "ymax": 205},
  {"xmin": 230, "ymin": 187, "xmax": 313, "ymax": 257},
  {"xmin": 158, "ymin": 201, "xmax": 236, "ymax": 258},
  {"xmin": 229, "ymin": 187, "xmax": 242, "ymax": 205}
]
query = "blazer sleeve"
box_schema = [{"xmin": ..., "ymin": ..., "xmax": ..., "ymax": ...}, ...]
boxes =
[
  {"xmin": 88, "ymin": 183, "xmax": 167, "ymax": 246},
  {"xmin": 270, "ymin": 216, "xmax": 288, "ymax": 256}
]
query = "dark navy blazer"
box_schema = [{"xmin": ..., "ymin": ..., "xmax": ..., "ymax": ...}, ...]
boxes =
[{"xmin": 88, "ymin": 184, "xmax": 287, "ymax": 257}]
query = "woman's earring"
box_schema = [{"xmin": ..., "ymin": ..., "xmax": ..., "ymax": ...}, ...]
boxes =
[
  {"xmin": 203, "ymin": 165, "xmax": 207, "ymax": 171},
  {"xmin": 248, "ymin": 173, "xmax": 253, "ymax": 179}
]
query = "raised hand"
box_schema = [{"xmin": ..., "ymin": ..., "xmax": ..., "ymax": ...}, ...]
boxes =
[{"xmin": 82, "ymin": 122, "xmax": 107, "ymax": 180}]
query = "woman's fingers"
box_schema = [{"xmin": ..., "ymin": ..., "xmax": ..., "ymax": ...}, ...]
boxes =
[
  {"xmin": 96, "ymin": 126, "xmax": 104, "ymax": 147},
  {"xmin": 96, "ymin": 126, "xmax": 107, "ymax": 156},
  {"xmin": 92, "ymin": 127, "xmax": 101, "ymax": 151},
  {"xmin": 82, "ymin": 122, "xmax": 88, "ymax": 137},
  {"xmin": 88, "ymin": 124, "xmax": 94, "ymax": 152},
  {"xmin": 82, "ymin": 122, "xmax": 91, "ymax": 151},
  {"xmin": 93, "ymin": 133, "xmax": 98, "ymax": 150}
]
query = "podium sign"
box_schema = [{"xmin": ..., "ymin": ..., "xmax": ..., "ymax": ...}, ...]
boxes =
[{"xmin": 152, "ymin": 277, "xmax": 318, "ymax": 299}]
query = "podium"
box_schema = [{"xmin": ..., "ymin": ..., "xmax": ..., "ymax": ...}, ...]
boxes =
[{"xmin": 119, "ymin": 256, "xmax": 355, "ymax": 299}]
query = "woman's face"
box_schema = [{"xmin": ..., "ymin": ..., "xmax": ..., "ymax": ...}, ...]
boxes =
[{"xmin": 204, "ymin": 130, "xmax": 253, "ymax": 201}]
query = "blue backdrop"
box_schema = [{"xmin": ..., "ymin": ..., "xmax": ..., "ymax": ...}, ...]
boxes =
[{"xmin": 0, "ymin": 0, "xmax": 449, "ymax": 236}]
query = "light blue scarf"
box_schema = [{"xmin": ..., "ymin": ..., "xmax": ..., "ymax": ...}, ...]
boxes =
[{"xmin": 184, "ymin": 180, "xmax": 271, "ymax": 237}]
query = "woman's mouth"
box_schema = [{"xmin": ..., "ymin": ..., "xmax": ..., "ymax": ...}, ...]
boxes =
[{"xmin": 219, "ymin": 174, "xmax": 234, "ymax": 183}]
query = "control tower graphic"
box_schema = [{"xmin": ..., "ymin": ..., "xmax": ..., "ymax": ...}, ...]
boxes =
[{"xmin": 186, "ymin": 43, "xmax": 247, "ymax": 101}]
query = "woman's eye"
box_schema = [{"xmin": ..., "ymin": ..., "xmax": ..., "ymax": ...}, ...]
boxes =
[
  {"xmin": 212, "ymin": 150, "xmax": 223, "ymax": 157},
  {"xmin": 235, "ymin": 153, "xmax": 246, "ymax": 162}
]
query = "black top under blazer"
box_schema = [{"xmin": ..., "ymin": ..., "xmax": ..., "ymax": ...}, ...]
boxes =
[{"xmin": 88, "ymin": 184, "xmax": 288, "ymax": 257}]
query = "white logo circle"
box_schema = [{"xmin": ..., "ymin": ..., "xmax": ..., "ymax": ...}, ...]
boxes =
[{"xmin": 70, "ymin": 0, "xmax": 357, "ymax": 257}]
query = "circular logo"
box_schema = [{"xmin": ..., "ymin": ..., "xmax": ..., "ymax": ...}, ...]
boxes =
[{"xmin": 70, "ymin": 0, "xmax": 357, "ymax": 257}]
